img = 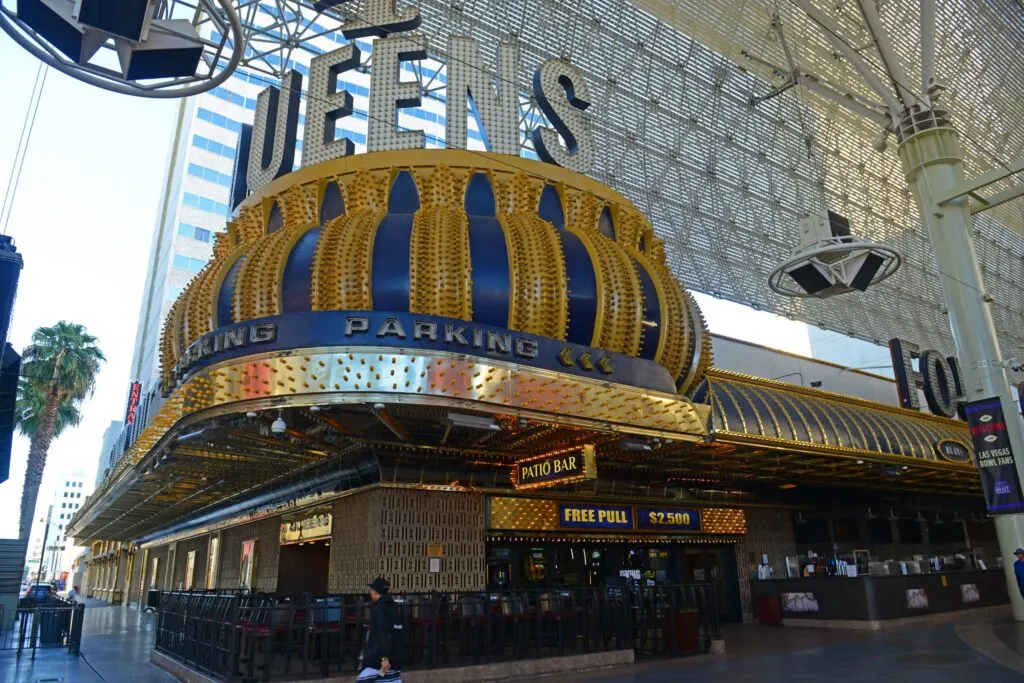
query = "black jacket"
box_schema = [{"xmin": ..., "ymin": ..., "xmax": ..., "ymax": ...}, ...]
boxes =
[{"xmin": 364, "ymin": 597, "xmax": 403, "ymax": 668}]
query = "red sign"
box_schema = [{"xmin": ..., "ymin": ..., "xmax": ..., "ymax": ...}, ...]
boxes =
[{"xmin": 125, "ymin": 381, "xmax": 142, "ymax": 425}]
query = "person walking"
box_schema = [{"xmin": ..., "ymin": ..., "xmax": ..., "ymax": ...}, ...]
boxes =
[
  {"xmin": 359, "ymin": 577, "xmax": 403, "ymax": 681},
  {"xmin": 1014, "ymin": 548, "xmax": 1024, "ymax": 598}
]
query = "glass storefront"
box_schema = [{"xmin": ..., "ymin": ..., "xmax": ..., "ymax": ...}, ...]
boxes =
[{"xmin": 486, "ymin": 540, "xmax": 742, "ymax": 622}]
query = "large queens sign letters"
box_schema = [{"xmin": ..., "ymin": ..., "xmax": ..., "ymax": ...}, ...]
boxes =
[{"xmin": 229, "ymin": 0, "xmax": 596, "ymax": 207}]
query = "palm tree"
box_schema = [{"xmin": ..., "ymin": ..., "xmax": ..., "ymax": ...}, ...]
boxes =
[{"xmin": 16, "ymin": 322, "xmax": 104, "ymax": 540}]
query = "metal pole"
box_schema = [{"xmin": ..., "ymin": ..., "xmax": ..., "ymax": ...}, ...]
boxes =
[
  {"xmin": 898, "ymin": 115, "xmax": 1024, "ymax": 622},
  {"xmin": 35, "ymin": 506, "xmax": 51, "ymax": 588}
]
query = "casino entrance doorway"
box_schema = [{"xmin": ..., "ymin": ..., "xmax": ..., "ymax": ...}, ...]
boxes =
[{"xmin": 485, "ymin": 540, "xmax": 742, "ymax": 623}]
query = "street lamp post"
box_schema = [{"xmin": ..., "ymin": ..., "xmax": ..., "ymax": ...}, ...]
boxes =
[{"xmin": 34, "ymin": 505, "xmax": 51, "ymax": 587}]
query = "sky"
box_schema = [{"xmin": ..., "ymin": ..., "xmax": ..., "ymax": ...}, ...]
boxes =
[
  {"xmin": 0, "ymin": 34, "xmax": 849, "ymax": 552},
  {"xmin": 0, "ymin": 38, "xmax": 178, "ymax": 543}
]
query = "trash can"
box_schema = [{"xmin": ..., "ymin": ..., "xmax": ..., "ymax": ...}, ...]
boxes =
[
  {"xmin": 38, "ymin": 608, "xmax": 68, "ymax": 645},
  {"xmin": 754, "ymin": 595, "xmax": 782, "ymax": 625},
  {"xmin": 663, "ymin": 610, "xmax": 699, "ymax": 652}
]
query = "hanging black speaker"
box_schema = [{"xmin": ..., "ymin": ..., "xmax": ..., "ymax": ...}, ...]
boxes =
[{"xmin": 0, "ymin": 236, "xmax": 23, "ymax": 351}]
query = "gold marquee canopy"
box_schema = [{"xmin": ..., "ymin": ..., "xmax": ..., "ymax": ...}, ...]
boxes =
[{"xmin": 68, "ymin": 149, "xmax": 988, "ymax": 543}]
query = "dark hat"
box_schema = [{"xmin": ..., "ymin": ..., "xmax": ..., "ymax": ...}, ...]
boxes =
[
  {"xmin": 1015, "ymin": 548, "xmax": 1024, "ymax": 555},
  {"xmin": 368, "ymin": 577, "xmax": 390, "ymax": 594}
]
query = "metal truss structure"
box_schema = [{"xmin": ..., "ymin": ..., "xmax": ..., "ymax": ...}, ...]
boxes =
[
  {"xmin": 0, "ymin": 0, "xmax": 244, "ymax": 97},
  {"xmin": 210, "ymin": 0, "xmax": 1024, "ymax": 371},
  {"xmin": 8, "ymin": 0, "xmax": 1024, "ymax": 367}
]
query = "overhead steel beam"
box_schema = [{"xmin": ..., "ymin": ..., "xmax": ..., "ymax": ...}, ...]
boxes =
[{"xmin": 935, "ymin": 157, "xmax": 1024, "ymax": 205}]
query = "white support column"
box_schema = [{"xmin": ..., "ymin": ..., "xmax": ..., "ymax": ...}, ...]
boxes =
[{"xmin": 899, "ymin": 121, "xmax": 1024, "ymax": 621}]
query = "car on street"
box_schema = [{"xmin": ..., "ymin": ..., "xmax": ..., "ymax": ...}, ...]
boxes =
[{"xmin": 20, "ymin": 582, "xmax": 55, "ymax": 606}]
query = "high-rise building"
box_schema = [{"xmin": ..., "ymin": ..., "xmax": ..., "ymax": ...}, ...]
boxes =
[
  {"xmin": 94, "ymin": 420, "xmax": 124, "ymax": 488},
  {"xmin": 127, "ymin": 21, "xmax": 479, "ymax": 403},
  {"xmin": 32, "ymin": 472, "xmax": 89, "ymax": 582}
]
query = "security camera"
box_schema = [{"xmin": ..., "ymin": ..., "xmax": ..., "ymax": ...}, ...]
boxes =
[
  {"xmin": 872, "ymin": 130, "xmax": 888, "ymax": 153},
  {"xmin": 271, "ymin": 411, "xmax": 287, "ymax": 436},
  {"xmin": 245, "ymin": 411, "xmax": 258, "ymax": 419},
  {"xmin": 373, "ymin": 403, "xmax": 386, "ymax": 411}
]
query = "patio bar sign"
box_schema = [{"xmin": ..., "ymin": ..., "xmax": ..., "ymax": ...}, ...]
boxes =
[
  {"xmin": 513, "ymin": 445, "xmax": 597, "ymax": 490},
  {"xmin": 964, "ymin": 397, "xmax": 1024, "ymax": 514}
]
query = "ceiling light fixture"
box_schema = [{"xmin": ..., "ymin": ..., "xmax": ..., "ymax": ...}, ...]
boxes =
[
  {"xmin": 443, "ymin": 412, "xmax": 501, "ymax": 431},
  {"xmin": 617, "ymin": 439, "xmax": 653, "ymax": 453}
]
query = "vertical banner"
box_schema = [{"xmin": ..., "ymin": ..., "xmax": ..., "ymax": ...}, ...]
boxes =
[{"xmin": 964, "ymin": 397, "xmax": 1024, "ymax": 514}]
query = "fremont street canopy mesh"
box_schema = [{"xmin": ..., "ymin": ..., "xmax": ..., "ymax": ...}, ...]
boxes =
[{"xmin": 232, "ymin": 0, "xmax": 1024, "ymax": 372}]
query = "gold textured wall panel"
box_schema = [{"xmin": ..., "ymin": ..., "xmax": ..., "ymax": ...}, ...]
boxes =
[
  {"xmin": 378, "ymin": 489, "xmax": 486, "ymax": 592},
  {"xmin": 329, "ymin": 489, "xmax": 383, "ymax": 593},
  {"xmin": 488, "ymin": 496, "xmax": 746, "ymax": 536},
  {"xmin": 489, "ymin": 497, "xmax": 560, "ymax": 531},
  {"xmin": 734, "ymin": 509, "xmax": 798, "ymax": 621},
  {"xmin": 217, "ymin": 518, "xmax": 281, "ymax": 592},
  {"xmin": 329, "ymin": 488, "xmax": 486, "ymax": 593}
]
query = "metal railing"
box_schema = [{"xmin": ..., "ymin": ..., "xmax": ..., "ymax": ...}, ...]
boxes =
[
  {"xmin": 0, "ymin": 599, "xmax": 85, "ymax": 657},
  {"xmin": 155, "ymin": 584, "xmax": 717, "ymax": 681}
]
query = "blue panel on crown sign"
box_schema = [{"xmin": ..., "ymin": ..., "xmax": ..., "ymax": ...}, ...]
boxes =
[
  {"xmin": 267, "ymin": 202, "xmax": 284, "ymax": 233},
  {"xmin": 691, "ymin": 380, "xmax": 709, "ymax": 405},
  {"xmin": 387, "ymin": 171, "xmax": 420, "ymax": 214},
  {"xmin": 320, "ymin": 182, "xmax": 345, "ymax": 222},
  {"xmin": 467, "ymin": 215, "xmax": 510, "ymax": 328},
  {"xmin": 537, "ymin": 184, "xmax": 564, "ymax": 230},
  {"xmin": 631, "ymin": 258, "xmax": 661, "ymax": 361},
  {"xmin": 216, "ymin": 254, "xmax": 248, "ymax": 327},
  {"xmin": 282, "ymin": 227, "xmax": 322, "ymax": 314},
  {"xmin": 464, "ymin": 173, "xmax": 496, "ymax": 217},
  {"xmin": 561, "ymin": 230, "xmax": 597, "ymax": 345},
  {"xmin": 598, "ymin": 206, "xmax": 615, "ymax": 240},
  {"xmin": 371, "ymin": 215, "xmax": 412, "ymax": 312}
]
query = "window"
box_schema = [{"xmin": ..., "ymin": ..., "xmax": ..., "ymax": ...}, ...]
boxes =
[
  {"xmin": 178, "ymin": 223, "xmax": 213, "ymax": 243},
  {"xmin": 172, "ymin": 253, "xmax": 206, "ymax": 274},
  {"xmin": 187, "ymin": 163, "xmax": 234, "ymax": 188},
  {"xmin": 61, "ymin": 503, "xmax": 66, "ymax": 509},
  {"xmin": 183, "ymin": 193, "xmax": 230, "ymax": 216},
  {"xmin": 197, "ymin": 108, "xmax": 243, "ymax": 134},
  {"xmin": 191, "ymin": 134, "xmax": 236, "ymax": 160}
]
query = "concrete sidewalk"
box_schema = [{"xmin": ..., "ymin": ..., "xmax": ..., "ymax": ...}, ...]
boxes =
[
  {"xmin": 1, "ymin": 601, "xmax": 1022, "ymax": 682},
  {"xmin": 0, "ymin": 600, "xmax": 175, "ymax": 683},
  {"xmin": 563, "ymin": 619, "xmax": 1024, "ymax": 682}
]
